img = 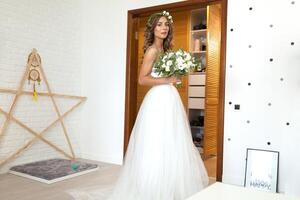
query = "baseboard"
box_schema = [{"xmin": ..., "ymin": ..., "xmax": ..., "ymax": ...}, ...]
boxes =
[{"xmin": 222, "ymin": 174, "xmax": 244, "ymax": 186}]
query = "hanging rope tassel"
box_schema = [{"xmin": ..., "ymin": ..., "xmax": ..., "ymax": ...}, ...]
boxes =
[{"xmin": 33, "ymin": 83, "xmax": 38, "ymax": 101}]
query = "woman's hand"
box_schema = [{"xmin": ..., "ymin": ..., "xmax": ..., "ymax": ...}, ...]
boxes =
[{"xmin": 167, "ymin": 75, "xmax": 182, "ymax": 84}]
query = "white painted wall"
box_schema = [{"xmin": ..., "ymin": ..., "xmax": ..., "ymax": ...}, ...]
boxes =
[
  {"xmin": 0, "ymin": 0, "xmax": 82, "ymax": 173},
  {"xmin": 79, "ymin": 0, "xmax": 182, "ymax": 164},
  {"xmin": 80, "ymin": 0, "xmax": 300, "ymax": 197},
  {"xmin": 1, "ymin": 0, "xmax": 299, "ymax": 197},
  {"xmin": 223, "ymin": 0, "xmax": 300, "ymax": 197}
]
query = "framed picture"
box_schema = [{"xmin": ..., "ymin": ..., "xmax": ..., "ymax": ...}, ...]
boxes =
[{"xmin": 244, "ymin": 148, "xmax": 279, "ymax": 193}]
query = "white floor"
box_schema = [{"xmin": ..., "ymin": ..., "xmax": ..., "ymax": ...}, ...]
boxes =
[
  {"xmin": 0, "ymin": 161, "xmax": 121, "ymax": 200},
  {"xmin": 0, "ymin": 158, "xmax": 218, "ymax": 200},
  {"xmin": 2, "ymin": 162, "xmax": 297, "ymax": 200},
  {"xmin": 187, "ymin": 182, "xmax": 300, "ymax": 200}
]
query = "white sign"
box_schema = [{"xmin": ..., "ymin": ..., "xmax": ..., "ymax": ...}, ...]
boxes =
[{"xmin": 244, "ymin": 149, "xmax": 279, "ymax": 193}]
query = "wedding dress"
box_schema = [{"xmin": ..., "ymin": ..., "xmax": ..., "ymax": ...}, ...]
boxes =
[{"xmin": 68, "ymin": 69, "xmax": 209, "ymax": 200}]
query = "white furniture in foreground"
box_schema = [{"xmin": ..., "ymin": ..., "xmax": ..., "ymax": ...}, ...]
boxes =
[{"xmin": 186, "ymin": 182, "xmax": 300, "ymax": 200}]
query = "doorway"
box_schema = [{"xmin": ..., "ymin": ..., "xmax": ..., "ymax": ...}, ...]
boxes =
[{"xmin": 124, "ymin": 0, "xmax": 227, "ymax": 181}]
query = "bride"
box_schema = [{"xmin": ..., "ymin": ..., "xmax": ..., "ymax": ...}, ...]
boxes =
[{"xmin": 69, "ymin": 10, "xmax": 209, "ymax": 200}]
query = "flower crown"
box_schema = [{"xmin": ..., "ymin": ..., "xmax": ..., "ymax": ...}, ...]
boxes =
[
  {"xmin": 162, "ymin": 11, "xmax": 173, "ymax": 23},
  {"xmin": 147, "ymin": 10, "xmax": 173, "ymax": 25}
]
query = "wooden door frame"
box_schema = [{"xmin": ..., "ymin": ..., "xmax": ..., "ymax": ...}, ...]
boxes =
[{"xmin": 124, "ymin": 0, "xmax": 227, "ymax": 181}]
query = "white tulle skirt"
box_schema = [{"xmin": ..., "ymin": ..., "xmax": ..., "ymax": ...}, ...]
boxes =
[{"xmin": 69, "ymin": 84, "xmax": 209, "ymax": 200}]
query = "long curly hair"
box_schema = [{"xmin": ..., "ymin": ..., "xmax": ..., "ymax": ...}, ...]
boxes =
[{"xmin": 143, "ymin": 12, "xmax": 173, "ymax": 53}]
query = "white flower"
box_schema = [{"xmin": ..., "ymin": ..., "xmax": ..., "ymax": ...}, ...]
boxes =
[
  {"xmin": 166, "ymin": 65, "xmax": 170, "ymax": 72},
  {"xmin": 167, "ymin": 60, "xmax": 172, "ymax": 66},
  {"xmin": 154, "ymin": 48, "xmax": 197, "ymax": 79},
  {"xmin": 168, "ymin": 52, "xmax": 174, "ymax": 58},
  {"xmin": 186, "ymin": 53, "xmax": 191, "ymax": 61},
  {"xmin": 175, "ymin": 50, "xmax": 183, "ymax": 57},
  {"xmin": 162, "ymin": 11, "xmax": 173, "ymax": 23},
  {"xmin": 177, "ymin": 57, "xmax": 184, "ymax": 66}
]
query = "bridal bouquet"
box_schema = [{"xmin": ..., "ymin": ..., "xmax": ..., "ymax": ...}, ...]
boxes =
[{"xmin": 153, "ymin": 49, "xmax": 200, "ymax": 88}]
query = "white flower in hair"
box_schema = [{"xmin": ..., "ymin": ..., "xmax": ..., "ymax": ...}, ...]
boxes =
[{"xmin": 161, "ymin": 11, "xmax": 173, "ymax": 23}]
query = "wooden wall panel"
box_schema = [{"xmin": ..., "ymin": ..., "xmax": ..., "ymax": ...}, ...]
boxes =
[
  {"xmin": 172, "ymin": 11, "xmax": 189, "ymax": 111},
  {"xmin": 204, "ymin": 4, "xmax": 221, "ymax": 158},
  {"xmin": 136, "ymin": 16, "xmax": 149, "ymax": 113}
]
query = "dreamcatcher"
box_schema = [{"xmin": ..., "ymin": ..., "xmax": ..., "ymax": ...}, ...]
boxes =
[{"xmin": 27, "ymin": 50, "xmax": 42, "ymax": 101}]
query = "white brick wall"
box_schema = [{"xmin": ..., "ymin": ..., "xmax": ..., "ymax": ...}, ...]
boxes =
[{"xmin": 0, "ymin": 0, "xmax": 82, "ymax": 173}]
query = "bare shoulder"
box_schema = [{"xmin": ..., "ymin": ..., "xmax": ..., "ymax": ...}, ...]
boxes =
[{"xmin": 144, "ymin": 46, "xmax": 159, "ymax": 60}]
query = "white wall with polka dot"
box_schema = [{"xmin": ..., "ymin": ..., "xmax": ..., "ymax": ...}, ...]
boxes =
[{"xmin": 223, "ymin": 0, "xmax": 300, "ymax": 196}]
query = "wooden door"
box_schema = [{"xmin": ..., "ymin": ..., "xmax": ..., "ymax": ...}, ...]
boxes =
[
  {"xmin": 136, "ymin": 11, "xmax": 190, "ymax": 113},
  {"xmin": 203, "ymin": 4, "xmax": 222, "ymax": 158}
]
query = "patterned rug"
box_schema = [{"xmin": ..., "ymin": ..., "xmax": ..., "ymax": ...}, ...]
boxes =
[{"xmin": 9, "ymin": 158, "xmax": 99, "ymax": 184}]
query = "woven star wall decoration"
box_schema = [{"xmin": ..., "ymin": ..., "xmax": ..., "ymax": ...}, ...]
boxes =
[{"xmin": 0, "ymin": 48, "xmax": 86, "ymax": 167}]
